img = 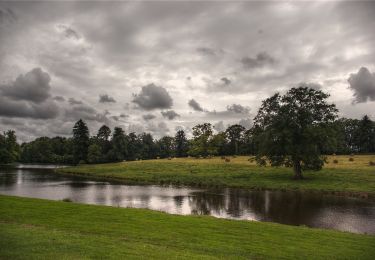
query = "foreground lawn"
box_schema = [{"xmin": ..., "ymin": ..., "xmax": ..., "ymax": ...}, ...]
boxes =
[
  {"xmin": 0, "ymin": 195, "xmax": 374, "ymax": 259},
  {"xmin": 60, "ymin": 155, "xmax": 375, "ymax": 196}
]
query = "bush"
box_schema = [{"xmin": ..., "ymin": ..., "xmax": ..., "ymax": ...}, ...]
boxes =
[
  {"xmin": 62, "ymin": 198, "xmax": 72, "ymax": 202},
  {"xmin": 225, "ymin": 158, "xmax": 231, "ymax": 163},
  {"xmin": 369, "ymin": 161, "xmax": 375, "ymax": 166},
  {"xmin": 349, "ymin": 157, "xmax": 354, "ymax": 162},
  {"xmin": 333, "ymin": 159, "xmax": 338, "ymax": 164}
]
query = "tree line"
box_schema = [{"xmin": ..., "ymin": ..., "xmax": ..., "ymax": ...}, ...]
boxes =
[
  {"xmin": 1, "ymin": 88, "xmax": 374, "ymax": 167},
  {"xmin": 0, "ymin": 115, "xmax": 373, "ymax": 165}
]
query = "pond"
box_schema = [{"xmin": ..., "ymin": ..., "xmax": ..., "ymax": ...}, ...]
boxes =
[{"xmin": 0, "ymin": 166, "xmax": 374, "ymax": 235}]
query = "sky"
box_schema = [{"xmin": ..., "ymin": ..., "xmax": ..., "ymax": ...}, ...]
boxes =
[{"xmin": 0, "ymin": 1, "xmax": 374, "ymax": 142}]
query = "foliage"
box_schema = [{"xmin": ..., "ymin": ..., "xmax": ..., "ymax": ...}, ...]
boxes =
[
  {"xmin": 253, "ymin": 87, "xmax": 338, "ymax": 179},
  {"xmin": 72, "ymin": 119, "xmax": 90, "ymax": 164},
  {"xmin": 0, "ymin": 130, "xmax": 20, "ymax": 164},
  {"xmin": 174, "ymin": 130, "xmax": 189, "ymax": 157}
]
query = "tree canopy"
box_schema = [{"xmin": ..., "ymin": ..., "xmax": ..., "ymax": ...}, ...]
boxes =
[{"xmin": 253, "ymin": 87, "xmax": 338, "ymax": 179}]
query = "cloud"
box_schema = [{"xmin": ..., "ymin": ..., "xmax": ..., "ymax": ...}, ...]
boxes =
[
  {"xmin": 241, "ymin": 52, "xmax": 275, "ymax": 69},
  {"xmin": 213, "ymin": 121, "xmax": 225, "ymax": 132},
  {"xmin": 221, "ymin": 77, "xmax": 231, "ymax": 85},
  {"xmin": 296, "ymin": 82, "xmax": 322, "ymax": 90},
  {"xmin": 188, "ymin": 99, "xmax": 204, "ymax": 111},
  {"xmin": 238, "ymin": 118, "xmax": 252, "ymax": 129},
  {"xmin": 68, "ymin": 98, "xmax": 83, "ymax": 105},
  {"xmin": 64, "ymin": 104, "xmax": 110, "ymax": 123},
  {"xmin": 348, "ymin": 67, "xmax": 375, "ymax": 103},
  {"xmin": 226, "ymin": 104, "xmax": 250, "ymax": 114},
  {"xmin": 53, "ymin": 96, "xmax": 65, "ymax": 102},
  {"xmin": 0, "ymin": 96, "xmax": 59, "ymax": 119},
  {"xmin": 0, "ymin": 68, "xmax": 51, "ymax": 103},
  {"xmin": 132, "ymin": 84, "xmax": 173, "ymax": 110},
  {"xmin": 161, "ymin": 110, "xmax": 180, "ymax": 120},
  {"xmin": 146, "ymin": 121, "xmax": 170, "ymax": 138},
  {"xmin": 57, "ymin": 24, "xmax": 81, "ymax": 40},
  {"xmin": 99, "ymin": 94, "xmax": 116, "ymax": 103},
  {"xmin": 142, "ymin": 114, "xmax": 156, "ymax": 121}
]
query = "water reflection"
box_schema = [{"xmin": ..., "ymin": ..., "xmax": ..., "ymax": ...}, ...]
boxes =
[{"xmin": 0, "ymin": 167, "xmax": 374, "ymax": 234}]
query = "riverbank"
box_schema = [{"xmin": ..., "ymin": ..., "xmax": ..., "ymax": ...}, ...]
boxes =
[
  {"xmin": 1, "ymin": 195, "xmax": 374, "ymax": 259},
  {"xmin": 59, "ymin": 155, "xmax": 375, "ymax": 198}
]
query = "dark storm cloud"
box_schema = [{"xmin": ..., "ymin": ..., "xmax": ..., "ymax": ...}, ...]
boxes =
[
  {"xmin": 0, "ymin": 6, "xmax": 16, "ymax": 25},
  {"xmin": 348, "ymin": 67, "xmax": 375, "ymax": 103},
  {"xmin": 0, "ymin": 96, "xmax": 58, "ymax": 119},
  {"xmin": 161, "ymin": 110, "xmax": 180, "ymax": 120},
  {"xmin": 0, "ymin": 68, "xmax": 51, "ymax": 103},
  {"xmin": 241, "ymin": 52, "xmax": 275, "ymax": 69},
  {"xmin": 226, "ymin": 104, "xmax": 250, "ymax": 114},
  {"xmin": 53, "ymin": 96, "xmax": 65, "ymax": 102},
  {"xmin": 99, "ymin": 94, "xmax": 116, "ymax": 103},
  {"xmin": 188, "ymin": 99, "xmax": 204, "ymax": 112},
  {"xmin": 68, "ymin": 98, "xmax": 83, "ymax": 105},
  {"xmin": 142, "ymin": 114, "xmax": 156, "ymax": 121},
  {"xmin": 132, "ymin": 84, "xmax": 173, "ymax": 110}
]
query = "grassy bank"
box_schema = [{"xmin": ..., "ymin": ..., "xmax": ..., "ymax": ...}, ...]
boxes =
[
  {"xmin": 60, "ymin": 155, "xmax": 375, "ymax": 196},
  {"xmin": 0, "ymin": 195, "xmax": 374, "ymax": 259}
]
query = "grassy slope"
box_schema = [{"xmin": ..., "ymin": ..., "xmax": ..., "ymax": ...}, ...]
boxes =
[
  {"xmin": 60, "ymin": 155, "xmax": 375, "ymax": 195},
  {"xmin": 0, "ymin": 195, "xmax": 374, "ymax": 259}
]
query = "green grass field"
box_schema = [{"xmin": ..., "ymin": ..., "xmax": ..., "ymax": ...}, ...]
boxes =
[
  {"xmin": 0, "ymin": 195, "xmax": 374, "ymax": 259},
  {"xmin": 60, "ymin": 155, "xmax": 375, "ymax": 197}
]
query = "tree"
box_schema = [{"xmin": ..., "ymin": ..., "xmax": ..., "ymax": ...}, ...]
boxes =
[
  {"xmin": 253, "ymin": 87, "xmax": 338, "ymax": 179},
  {"xmin": 110, "ymin": 127, "xmax": 127, "ymax": 161},
  {"xmin": 174, "ymin": 130, "xmax": 188, "ymax": 157},
  {"xmin": 97, "ymin": 125, "xmax": 111, "ymax": 141},
  {"xmin": 72, "ymin": 119, "xmax": 90, "ymax": 163},
  {"xmin": 0, "ymin": 130, "xmax": 20, "ymax": 164},
  {"xmin": 188, "ymin": 123, "xmax": 213, "ymax": 157},
  {"xmin": 157, "ymin": 136, "xmax": 175, "ymax": 158},
  {"xmin": 225, "ymin": 124, "xmax": 245, "ymax": 155},
  {"xmin": 357, "ymin": 115, "xmax": 375, "ymax": 153},
  {"xmin": 87, "ymin": 144, "xmax": 102, "ymax": 163}
]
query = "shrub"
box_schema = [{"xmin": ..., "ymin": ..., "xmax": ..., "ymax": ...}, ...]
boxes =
[
  {"xmin": 349, "ymin": 157, "xmax": 354, "ymax": 162},
  {"xmin": 333, "ymin": 159, "xmax": 338, "ymax": 164},
  {"xmin": 225, "ymin": 158, "xmax": 231, "ymax": 163},
  {"xmin": 369, "ymin": 161, "xmax": 375, "ymax": 166},
  {"xmin": 62, "ymin": 198, "xmax": 72, "ymax": 202}
]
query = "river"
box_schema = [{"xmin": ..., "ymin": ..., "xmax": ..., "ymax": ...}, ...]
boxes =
[{"xmin": 0, "ymin": 166, "xmax": 374, "ymax": 234}]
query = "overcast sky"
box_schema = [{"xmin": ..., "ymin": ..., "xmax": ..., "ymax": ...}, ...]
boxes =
[{"xmin": 0, "ymin": 1, "xmax": 374, "ymax": 142}]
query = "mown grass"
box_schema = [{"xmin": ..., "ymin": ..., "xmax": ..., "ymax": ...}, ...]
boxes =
[
  {"xmin": 0, "ymin": 195, "xmax": 374, "ymax": 259},
  {"xmin": 60, "ymin": 155, "xmax": 375, "ymax": 196}
]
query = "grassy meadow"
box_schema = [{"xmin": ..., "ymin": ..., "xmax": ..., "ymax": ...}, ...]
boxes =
[
  {"xmin": 60, "ymin": 155, "xmax": 375, "ymax": 196},
  {"xmin": 1, "ymin": 195, "xmax": 374, "ymax": 259}
]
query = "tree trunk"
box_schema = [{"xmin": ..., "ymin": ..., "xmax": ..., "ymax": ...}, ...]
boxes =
[{"xmin": 293, "ymin": 160, "xmax": 303, "ymax": 180}]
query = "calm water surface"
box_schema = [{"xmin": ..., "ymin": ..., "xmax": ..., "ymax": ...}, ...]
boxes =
[{"xmin": 1, "ymin": 166, "xmax": 374, "ymax": 234}]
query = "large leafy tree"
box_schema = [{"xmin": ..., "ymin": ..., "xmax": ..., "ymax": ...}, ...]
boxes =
[
  {"xmin": 357, "ymin": 115, "xmax": 375, "ymax": 153},
  {"xmin": 110, "ymin": 127, "xmax": 127, "ymax": 161},
  {"xmin": 188, "ymin": 123, "xmax": 213, "ymax": 157},
  {"xmin": 253, "ymin": 87, "xmax": 338, "ymax": 179},
  {"xmin": 157, "ymin": 136, "xmax": 175, "ymax": 158},
  {"xmin": 225, "ymin": 124, "xmax": 245, "ymax": 155},
  {"xmin": 174, "ymin": 130, "xmax": 188, "ymax": 157},
  {"xmin": 72, "ymin": 119, "xmax": 90, "ymax": 163}
]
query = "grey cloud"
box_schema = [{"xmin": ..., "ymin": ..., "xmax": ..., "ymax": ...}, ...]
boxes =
[
  {"xmin": 188, "ymin": 99, "xmax": 204, "ymax": 111},
  {"xmin": 64, "ymin": 104, "xmax": 110, "ymax": 124},
  {"xmin": 221, "ymin": 77, "xmax": 231, "ymax": 85},
  {"xmin": 161, "ymin": 110, "xmax": 180, "ymax": 120},
  {"xmin": 99, "ymin": 94, "xmax": 116, "ymax": 103},
  {"xmin": 53, "ymin": 96, "xmax": 65, "ymax": 102},
  {"xmin": 226, "ymin": 104, "xmax": 250, "ymax": 114},
  {"xmin": 57, "ymin": 24, "xmax": 81, "ymax": 40},
  {"xmin": 238, "ymin": 118, "xmax": 252, "ymax": 129},
  {"xmin": 68, "ymin": 98, "xmax": 83, "ymax": 105},
  {"xmin": 213, "ymin": 121, "xmax": 225, "ymax": 132},
  {"xmin": 132, "ymin": 84, "xmax": 173, "ymax": 110},
  {"xmin": 1, "ymin": 68, "xmax": 51, "ymax": 103},
  {"xmin": 241, "ymin": 52, "xmax": 275, "ymax": 69},
  {"xmin": 296, "ymin": 82, "xmax": 322, "ymax": 90},
  {"xmin": 0, "ymin": 96, "xmax": 59, "ymax": 119},
  {"xmin": 348, "ymin": 67, "xmax": 375, "ymax": 103},
  {"xmin": 146, "ymin": 121, "xmax": 169, "ymax": 138},
  {"xmin": 196, "ymin": 47, "xmax": 219, "ymax": 56},
  {"xmin": 142, "ymin": 114, "xmax": 156, "ymax": 121}
]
